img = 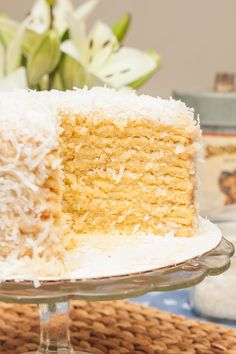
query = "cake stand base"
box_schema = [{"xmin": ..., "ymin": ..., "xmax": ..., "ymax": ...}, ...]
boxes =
[{"xmin": 24, "ymin": 300, "xmax": 91, "ymax": 354}]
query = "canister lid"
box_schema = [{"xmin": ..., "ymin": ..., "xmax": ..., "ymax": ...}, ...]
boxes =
[{"xmin": 173, "ymin": 90, "xmax": 236, "ymax": 127}]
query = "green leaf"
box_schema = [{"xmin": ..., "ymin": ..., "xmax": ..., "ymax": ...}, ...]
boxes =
[
  {"xmin": 59, "ymin": 54, "xmax": 87, "ymax": 89},
  {"xmin": 128, "ymin": 50, "xmax": 161, "ymax": 89},
  {"xmin": 112, "ymin": 13, "xmax": 131, "ymax": 43},
  {"xmin": 27, "ymin": 30, "xmax": 61, "ymax": 86},
  {"xmin": 61, "ymin": 29, "xmax": 69, "ymax": 42}
]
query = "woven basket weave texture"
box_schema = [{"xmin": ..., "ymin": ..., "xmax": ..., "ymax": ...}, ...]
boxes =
[{"xmin": 0, "ymin": 300, "xmax": 236, "ymax": 354}]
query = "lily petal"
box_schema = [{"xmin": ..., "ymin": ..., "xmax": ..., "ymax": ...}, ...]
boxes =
[
  {"xmin": 27, "ymin": 0, "xmax": 50, "ymax": 34},
  {"xmin": 60, "ymin": 40, "xmax": 82, "ymax": 63},
  {"xmin": 75, "ymin": 0, "xmax": 99, "ymax": 21},
  {"xmin": 129, "ymin": 50, "xmax": 161, "ymax": 89},
  {"xmin": 0, "ymin": 41, "xmax": 5, "ymax": 79},
  {"xmin": 6, "ymin": 17, "xmax": 30, "ymax": 74},
  {"xmin": 0, "ymin": 67, "xmax": 27, "ymax": 90},
  {"xmin": 0, "ymin": 14, "xmax": 18, "ymax": 47},
  {"xmin": 96, "ymin": 47, "xmax": 157, "ymax": 88},
  {"xmin": 87, "ymin": 21, "xmax": 118, "ymax": 71},
  {"xmin": 67, "ymin": 14, "xmax": 87, "ymax": 65},
  {"xmin": 53, "ymin": 0, "xmax": 73, "ymax": 35},
  {"xmin": 65, "ymin": 0, "xmax": 98, "ymax": 64}
]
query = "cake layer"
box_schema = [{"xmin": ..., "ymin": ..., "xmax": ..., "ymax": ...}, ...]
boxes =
[{"xmin": 60, "ymin": 115, "xmax": 197, "ymax": 237}]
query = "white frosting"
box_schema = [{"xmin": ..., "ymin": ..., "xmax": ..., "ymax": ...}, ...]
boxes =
[
  {"xmin": 57, "ymin": 88, "xmax": 197, "ymax": 131},
  {"xmin": 0, "ymin": 218, "xmax": 222, "ymax": 282},
  {"xmin": 0, "ymin": 87, "xmax": 197, "ymax": 129}
]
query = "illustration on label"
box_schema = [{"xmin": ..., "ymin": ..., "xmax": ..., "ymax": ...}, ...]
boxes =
[
  {"xmin": 199, "ymin": 133, "xmax": 236, "ymax": 218},
  {"xmin": 219, "ymin": 170, "xmax": 236, "ymax": 205}
]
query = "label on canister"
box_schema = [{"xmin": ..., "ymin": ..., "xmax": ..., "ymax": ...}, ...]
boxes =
[{"xmin": 199, "ymin": 133, "xmax": 236, "ymax": 219}]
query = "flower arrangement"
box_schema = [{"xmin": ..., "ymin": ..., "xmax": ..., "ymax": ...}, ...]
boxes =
[{"xmin": 0, "ymin": 0, "xmax": 160, "ymax": 90}]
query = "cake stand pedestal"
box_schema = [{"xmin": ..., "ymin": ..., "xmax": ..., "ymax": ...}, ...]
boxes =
[{"xmin": 0, "ymin": 237, "xmax": 233, "ymax": 354}]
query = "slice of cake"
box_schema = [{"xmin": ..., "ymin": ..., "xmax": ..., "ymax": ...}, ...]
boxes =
[{"xmin": 0, "ymin": 88, "xmax": 201, "ymax": 276}]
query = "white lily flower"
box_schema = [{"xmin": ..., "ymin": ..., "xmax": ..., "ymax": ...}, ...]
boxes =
[
  {"xmin": 28, "ymin": 0, "xmax": 98, "ymax": 35},
  {"xmin": 0, "ymin": 0, "xmax": 159, "ymax": 90},
  {"xmin": 27, "ymin": 0, "xmax": 50, "ymax": 34},
  {"xmin": 61, "ymin": 20, "xmax": 157, "ymax": 88}
]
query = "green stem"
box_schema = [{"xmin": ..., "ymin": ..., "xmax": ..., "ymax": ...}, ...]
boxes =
[
  {"xmin": 49, "ymin": 4, "xmax": 54, "ymax": 30},
  {"xmin": 48, "ymin": 2, "xmax": 55, "ymax": 89},
  {"xmin": 48, "ymin": 73, "xmax": 54, "ymax": 90}
]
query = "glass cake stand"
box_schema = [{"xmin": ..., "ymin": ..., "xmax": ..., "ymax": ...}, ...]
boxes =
[{"xmin": 0, "ymin": 237, "xmax": 234, "ymax": 354}]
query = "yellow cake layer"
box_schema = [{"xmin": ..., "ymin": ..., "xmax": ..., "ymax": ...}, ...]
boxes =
[{"xmin": 60, "ymin": 114, "xmax": 196, "ymax": 237}]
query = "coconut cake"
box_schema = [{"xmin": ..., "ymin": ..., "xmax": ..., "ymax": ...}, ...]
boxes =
[{"xmin": 0, "ymin": 87, "xmax": 202, "ymax": 277}]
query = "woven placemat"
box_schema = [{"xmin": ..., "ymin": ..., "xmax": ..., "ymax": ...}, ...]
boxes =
[{"xmin": 0, "ymin": 300, "xmax": 236, "ymax": 354}]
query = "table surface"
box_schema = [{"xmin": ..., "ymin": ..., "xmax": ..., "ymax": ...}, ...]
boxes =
[{"xmin": 132, "ymin": 289, "xmax": 236, "ymax": 329}]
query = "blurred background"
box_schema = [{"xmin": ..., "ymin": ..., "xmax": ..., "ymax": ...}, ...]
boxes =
[{"xmin": 1, "ymin": 0, "xmax": 236, "ymax": 97}]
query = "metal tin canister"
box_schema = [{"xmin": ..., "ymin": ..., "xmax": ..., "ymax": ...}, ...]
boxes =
[
  {"xmin": 174, "ymin": 89, "xmax": 236, "ymax": 321},
  {"xmin": 173, "ymin": 90, "xmax": 236, "ymax": 220}
]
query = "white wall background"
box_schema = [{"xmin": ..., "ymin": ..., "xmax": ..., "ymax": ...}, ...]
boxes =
[{"xmin": 1, "ymin": 0, "xmax": 236, "ymax": 97}]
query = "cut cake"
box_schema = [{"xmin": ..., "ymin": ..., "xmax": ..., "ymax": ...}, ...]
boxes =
[{"xmin": 0, "ymin": 88, "xmax": 201, "ymax": 276}]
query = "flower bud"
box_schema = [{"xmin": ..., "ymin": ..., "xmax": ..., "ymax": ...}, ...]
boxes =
[
  {"xmin": 59, "ymin": 54, "xmax": 86, "ymax": 89},
  {"xmin": 27, "ymin": 30, "xmax": 60, "ymax": 86},
  {"xmin": 46, "ymin": 0, "xmax": 57, "ymax": 6},
  {"xmin": 112, "ymin": 13, "xmax": 131, "ymax": 43},
  {"xmin": 22, "ymin": 29, "xmax": 40, "ymax": 56}
]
